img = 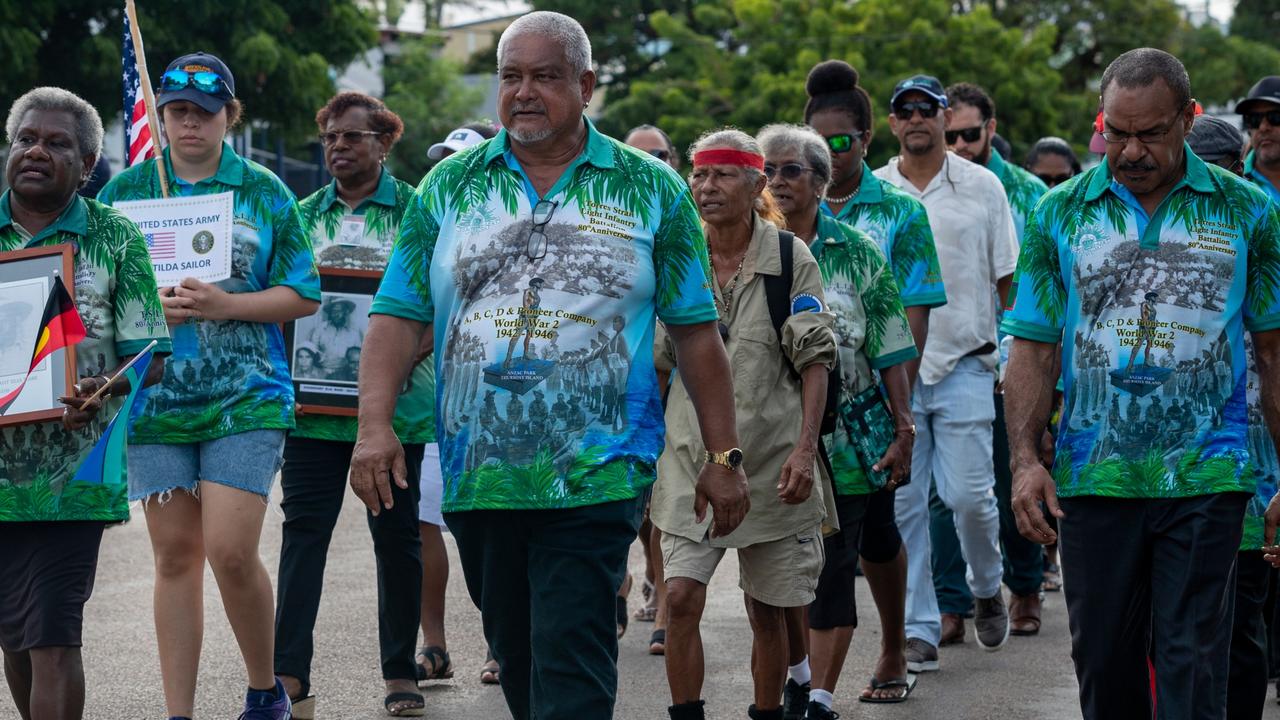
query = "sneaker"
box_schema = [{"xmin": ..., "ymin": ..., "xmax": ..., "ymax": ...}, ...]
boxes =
[
  {"xmin": 904, "ymin": 637, "xmax": 939, "ymax": 673},
  {"xmin": 974, "ymin": 592, "xmax": 1011, "ymax": 651},
  {"xmin": 805, "ymin": 702, "xmax": 839, "ymax": 719},
  {"xmin": 782, "ymin": 679, "xmax": 810, "ymax": 720},
  {"xmin": 240, "ymin": 678, "xmax": 293, "ymax": 720}
]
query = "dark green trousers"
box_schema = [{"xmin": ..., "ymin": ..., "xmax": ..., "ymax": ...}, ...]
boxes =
[
  {"xmin": 930, "ymin": 394, "xmax": 1044, "ymax": 613},
  {"xmin": 446, "ymin": 496, "xmax": 643, "ymax": 720}
]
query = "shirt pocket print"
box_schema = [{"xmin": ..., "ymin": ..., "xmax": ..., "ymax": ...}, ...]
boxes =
[{"xmin": 730, "ymin": 323, "xmax": 781, "ymax": 409}]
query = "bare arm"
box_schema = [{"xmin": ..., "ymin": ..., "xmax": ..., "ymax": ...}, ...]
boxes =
[
  {"xmin": 996, "ymin": 273, "xmax": 1014, "ymax": 309},
  {"xmin": 904, "ymin": 306, "xmax": 929, "ymax": 390},
  {"xmin": 349, "ymin": 314, "xmax": 428, "ymax": 515},
  {"xmin": 1253, "ymin": 330, "xmax": 1280, "ymax": 553},
  {"xmin": 872, "ymin": 363, "xmax": 914, "ymax": 487},
  {"xmin": 168, "ymin": 280, "xmax": 320, "ymax": 324},
  {"xmin": 778, "ymin": 363, "xmax": 827, "ymax": 504},
  {"xmin": 666, "ymin": 320, "xmax": 749, "ymax": 536},
  {"xmin": 1005, "ymin": 337, "xmax": 1063, "ymax": 543}
]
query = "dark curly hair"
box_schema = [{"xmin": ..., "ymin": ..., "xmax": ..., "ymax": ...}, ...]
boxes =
[
  {"xmin": 803, "ymin": 60, "xmax": 873, "ymax": 133},
  {"xmin": 314, "ymin": 91, "xmax": 404, "ymax": 145}
]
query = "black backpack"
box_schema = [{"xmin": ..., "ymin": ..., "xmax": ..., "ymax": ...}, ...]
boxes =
[{"xmin": 762, "ymin": 230, "xmax": 842, "ymax": 438}]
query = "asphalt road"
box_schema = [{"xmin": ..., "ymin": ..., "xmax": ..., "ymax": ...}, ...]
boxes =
[{"xmin": 24, "ymin": 489, "xmax": 1280, "ymax": 720}]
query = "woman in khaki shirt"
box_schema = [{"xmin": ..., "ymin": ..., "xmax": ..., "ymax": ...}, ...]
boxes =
[{"xmin": 653, "ymin": 128, "xmax": 837, "ymax": 720}]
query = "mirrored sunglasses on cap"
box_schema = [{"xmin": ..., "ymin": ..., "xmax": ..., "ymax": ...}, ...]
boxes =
[{"xmin": 160, "ymin": 69, "xmax": 230, "ymax": 96}]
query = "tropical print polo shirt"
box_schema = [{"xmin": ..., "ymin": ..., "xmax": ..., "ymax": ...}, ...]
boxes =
[
  {"xmin": 1246, "ymin": 151, "xmax": 1280, "ymax": 205},
  {"xmin": 822, "ymin": 161, "xmax": 946, "ymax": 309},
  {"xmin": 374, "ymin": 119, "xmax": 717, "ymax": 512},
  {"xmin": 987, "ymin": 148, "xmax": 1049, "ymax": 243},
  {"xmin": 99, "ymin": 144, "xmax": 320, "ymax": 443},
  {"xmin": 811, "ymin": 212, "xmax": 918, "ymax": 496},
  {"xmin": 1001, "ymin": 146, "xmax": 1280, "ymax": 499},
  {"xmin": 292, "ymin": 169, "xmax": 433, "ymax": 445},
  {"xmin": 0, "ymin": 194, "xmax": 171, "ymax": 522}
]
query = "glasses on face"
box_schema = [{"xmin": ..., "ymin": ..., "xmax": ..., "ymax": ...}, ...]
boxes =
[
  {"xmin": 1100, "ymin": 104, "xmax": 1188, "ymax": 145},
  {"xmin": 648, "ymin": 148, "xmax": 671, "ymax": 160},
  {"xmin": 764, "ymin": 163, "xmax": 816, "ymax": 181},
  {"xmin": 318, "ymin": 130, "xmax": 382, "ymax": 147},
  {"xmin": 945, "ymin": 126, "xmax": 983, "ymax": 145},
  {"xmin": 1036, "ymin": 173, "xmax": 1073, "ymax": 187},
  {"xmin": 160, "ymin": 69, "xmax": 229, "ymax": 95},
  {"xmin": 826, "ymin": 132, "xmax": 863, "ymax": 154},
  {"xmin": 1243, "ymin": 110, "xmax": 1280, "ymax": 130},
  {"xmin": 526, "ymin": 200, "xmax": 559, "ymax": 261},
  {"xmin": 893, "ymin": 101, "xmax": 940, "ymax": 121}
]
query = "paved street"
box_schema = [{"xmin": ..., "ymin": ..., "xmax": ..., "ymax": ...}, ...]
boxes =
[{"xmin": 41, "ymin": 488, "xmax": 1280, "ymax": 720}]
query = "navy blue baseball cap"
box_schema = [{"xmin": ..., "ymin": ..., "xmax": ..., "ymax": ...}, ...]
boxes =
[
  {"xmin": 891, "ymin": 75, "xmax": 948, "ymax": 108},
  {"xmin": 1235, "ymin": 76, "xmax": 1280, "ymax": 114},
  {"xmin": 156, "ymin": 52, "xmax": 236, "ymax": 114}
]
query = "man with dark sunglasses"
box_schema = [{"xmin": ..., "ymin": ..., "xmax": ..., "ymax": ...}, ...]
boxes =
[
  {"xmin": 929, "ymin": 82, "xmax": 1051, "ymax": 645},
  {"xmin": 1235, "ymin": 76, "xmax": 1280, "ymax": 204},
  {"xmin": 874, "ymin": 74, "xmax": 1019, "ymax": 673},
  {"xmin": 352, "ymin": 12, "xmax": 748, "ymax": 720}
]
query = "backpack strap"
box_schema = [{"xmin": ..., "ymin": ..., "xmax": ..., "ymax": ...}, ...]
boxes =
[{"xmin": 763, "ymin": 229, "xmax": 795, "ymax": 349}]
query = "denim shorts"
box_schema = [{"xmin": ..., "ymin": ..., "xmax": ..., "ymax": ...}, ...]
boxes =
[{"xmin": 128, "ymin": 429, "xmax": 286, "ymax": 501}]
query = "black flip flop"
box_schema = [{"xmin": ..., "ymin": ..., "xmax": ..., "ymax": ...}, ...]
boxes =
[
  {"xmin": 384, "ymin": 691, "xmax": 426, "ymax": 717},
  {"xmin": 414, "ymin": 645, "xmax": 454, "ymax": 685},
  {"xmin": 859, "ymin": 673, "xmax": 917, "ymax": 704},
  {"xmin": 648, "ymin": 628, "xmax": 666, "ymax": 656}
]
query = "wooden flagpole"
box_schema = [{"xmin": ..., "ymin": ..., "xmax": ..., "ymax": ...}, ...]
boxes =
[
  {"xmin": 77, "ymin": 339, "xmax": 159, "ymax": 410},
  {"xmin": 125, "ymin": 0, "xmax": 169, "ymax": 198}
]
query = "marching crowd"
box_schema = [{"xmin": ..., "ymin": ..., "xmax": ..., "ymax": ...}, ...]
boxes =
[{"xmin": 3, "ymin": 8, "xmax": 1280, "ymax": 720}]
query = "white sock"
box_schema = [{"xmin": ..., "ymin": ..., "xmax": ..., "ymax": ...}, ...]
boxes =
[
  {"xmin": 788, "ymin": 657, "xmax": 811, "ymax": 685},
  {"xmin": 810, "ymin": 689, "xmax": 834, "ymax": 709}
]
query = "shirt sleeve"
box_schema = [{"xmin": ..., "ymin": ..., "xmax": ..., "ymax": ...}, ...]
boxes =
[
  {"xmin": 892, "ymin": 196, "xmax": 947, "ymax": 308},
  {"xmin": 653, "ymin": 187, "xmax": 718, "ymax": 326},
  {"xmin": 1245, "ymin": 199, "xmax": 1280, "ymax": 333},
  {"xmin": 783, "ymin": 237, "xmax": 837, "ymax": 372},
  {"xmin": 266, "ymin": 186, "xmax": 321, "ymax": 302},
  {"xmin": 372, "ymin": 186, "xmax": 437, "ymax": 323},
  {"xmin": 987, "ymin": 177, "xmax": 1020, "ymax": 281},
  {"xmin": 1000, "ymin": 202, "xmax": 1066, "ymax": 343},
  {"xmin": 860, "ymin": 244, "xmax": 918, "ymax": 370},
  {"xmin": 105, "ymin": 210, "xmax": 172, "ymax": 356}
]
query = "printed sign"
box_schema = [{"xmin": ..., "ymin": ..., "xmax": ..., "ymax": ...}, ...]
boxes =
[{"xmin": 114, "ymin": 192, "xmax": 233, "ymax": 286}]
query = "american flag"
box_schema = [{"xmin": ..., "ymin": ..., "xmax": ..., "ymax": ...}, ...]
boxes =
[
  {"xmin": 121, "ymin": 7, "xmax": 154, "ymax": 167},
  {"xmin": 145, "ymin": 231, "xmax": 176, "ymax": 259}
]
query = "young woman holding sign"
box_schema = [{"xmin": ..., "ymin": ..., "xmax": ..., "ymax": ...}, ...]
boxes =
[{"xmin": 98, "ymin": 52, "xmax": 319, "ymax": 720}]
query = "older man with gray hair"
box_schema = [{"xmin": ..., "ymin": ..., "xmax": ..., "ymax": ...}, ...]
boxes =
[{"xmin": 351, "ymin": 11, "xmax": 748, "ymax": 719}]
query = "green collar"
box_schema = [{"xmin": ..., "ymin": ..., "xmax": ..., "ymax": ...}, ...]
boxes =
[
  {"xmin": 0, "ymin": 190, "xmax": 88, "ymax": 244},
  {"xmin": 1246, "ymin": 150, "xmax": 1258, "ymax": 177},
  {"xmin": 813, "ymin": 211, "xmax": 846, "ymax": 251},
  {"xmin": 319, "ymin": 167, "xmax": 398, "ymax": 212},
  {"xmin": 848, "ymin": 161, "xmax": 883, "ymax": 205},
  {"xmin": 163, "ymin": 142, "xmax": 244, "ymax": 188},
  {"xmin": 1083, "ymin": 142, "xmax": 1215, "ymax": 203},
  {"xmin": 985, "ymin": 147, "xmax": 1010, "ymax": 182},
  {"xmin": 483, "ymin": 117, "xmax": 616, "ymax": 171}
]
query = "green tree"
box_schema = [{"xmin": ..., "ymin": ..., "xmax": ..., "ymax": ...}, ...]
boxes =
[
  {"xmin": 3, "ymin": 1, "xmax": 378, "ymax": 141},
  {"xmin": 1231, "ymin": 0, "xmax": 1280, "ymax": 50},
  {"xmin": 382, "ymin": 36, "xmax": 485, "ymax": 183}
]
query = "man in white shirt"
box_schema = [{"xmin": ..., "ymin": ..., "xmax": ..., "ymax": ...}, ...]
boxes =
[{"xmin": 874, "ymin": 74, "xmax": 1019, "ymax": 673}]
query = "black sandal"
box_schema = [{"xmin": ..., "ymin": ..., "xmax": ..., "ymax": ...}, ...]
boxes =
[
  {"xmin": 384, "ymin": 690, "xmax": 425, "ymax": 716},
  {"xmin": 414, "ymin": 645, "xmax": 454, "ymax": 685},
  {"xmin": 648, "ymin": 628, "xmax": 666, "ymax": 655}
]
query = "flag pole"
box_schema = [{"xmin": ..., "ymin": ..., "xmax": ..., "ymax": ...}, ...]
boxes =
[
  {"xmin": 78, "ymin": 339, "xmax": 159, "ymax": 411},
  {"xmin": 125, "ymin": 0, "xmax": 169, "ymax": 198}
]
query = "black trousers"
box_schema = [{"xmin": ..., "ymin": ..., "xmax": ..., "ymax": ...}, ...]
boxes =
[
  {"xmin": 1059, "ymin": 492, "xmax": 1249, "ymax": 720},
  {"xmin": 1228, "ymin": 550, "xmax": 1272, "ymax": 720},
  {"xmin": 273, "ymin": 436, "xmax": 424, "ymax": 688},
  {"xmin": 446, "ymin": 497, "xmax": 643, "ymax": 720}
]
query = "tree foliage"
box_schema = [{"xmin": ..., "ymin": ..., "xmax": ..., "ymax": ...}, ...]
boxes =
[
  {"xmin": 537, "ymin": 0, "xmax": 1280, "ymax": 166},
  {"xmin": 382, "ymin": 36, "xmax": 486, "ymax": 183},
  {"xmin": 2, "ymin": 1, "xmax": 379, "ymax": 139}
]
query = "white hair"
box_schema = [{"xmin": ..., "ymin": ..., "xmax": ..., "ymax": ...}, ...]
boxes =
[
  {"xmin": 5, "ymin": 87, "xmax": 104, "ymax": 159},
  {"xmin": 497, "ymin": 11, "xmax": 593, "ymax": 77},
  {"xmin": 758, "ymin": 123, "xmax": 833, "ymax": 193}
]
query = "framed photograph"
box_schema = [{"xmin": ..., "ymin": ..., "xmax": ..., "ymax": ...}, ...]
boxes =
[
  {"xmin": 284, "ymin": 268, "xmax": 379, "ymax": 416},
  {"xmin": 0, "ymin": 244, "xmax": 78, "ymax": 427}
]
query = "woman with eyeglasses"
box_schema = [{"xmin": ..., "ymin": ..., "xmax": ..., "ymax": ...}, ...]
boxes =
[
  {"xmin": 270, "ymin": 92, "xmax": 438, "ymax": 718},
  {"xmin": 98, "ymin": 53, "xmax": 320, "ymax": 720},
  {"xmin": 1023, "ymin": 137, "xmax": 1082, "ymax": 189},
  {"xmin": 760, "ymin": 121, "xmax": 920, "ymax": 715},
  {"xmin": 652, "ymin": 128, "xmax": 837, "ymax": 720}
]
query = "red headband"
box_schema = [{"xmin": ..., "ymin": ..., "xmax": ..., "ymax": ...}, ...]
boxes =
[{"xmin": 692, "ymin": 148, "xmax": 765, "ymax": 170}]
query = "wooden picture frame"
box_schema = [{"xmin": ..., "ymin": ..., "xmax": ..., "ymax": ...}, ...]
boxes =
[
  {"xmin": 0, "ymin": 244, "xmax": 78, "ymax": 427},
  {"xmin": 284, "ymin": 267, "xmax": 381, "ymax": 416}
]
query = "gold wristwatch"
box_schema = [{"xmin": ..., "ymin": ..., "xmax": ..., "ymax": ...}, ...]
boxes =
[{"xmin": 704, "ymin": 448, "xmax": 744, "ymax": 471}]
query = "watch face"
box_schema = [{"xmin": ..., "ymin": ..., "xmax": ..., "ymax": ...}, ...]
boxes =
[{"xmin": 727, "ymin": 448, "xmax": 744, "ymax": 467}]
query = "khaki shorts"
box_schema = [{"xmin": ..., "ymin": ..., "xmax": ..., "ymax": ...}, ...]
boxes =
[{"xmin": 660, "ymin": 525, "xmax": 825, "ymax": 607}]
